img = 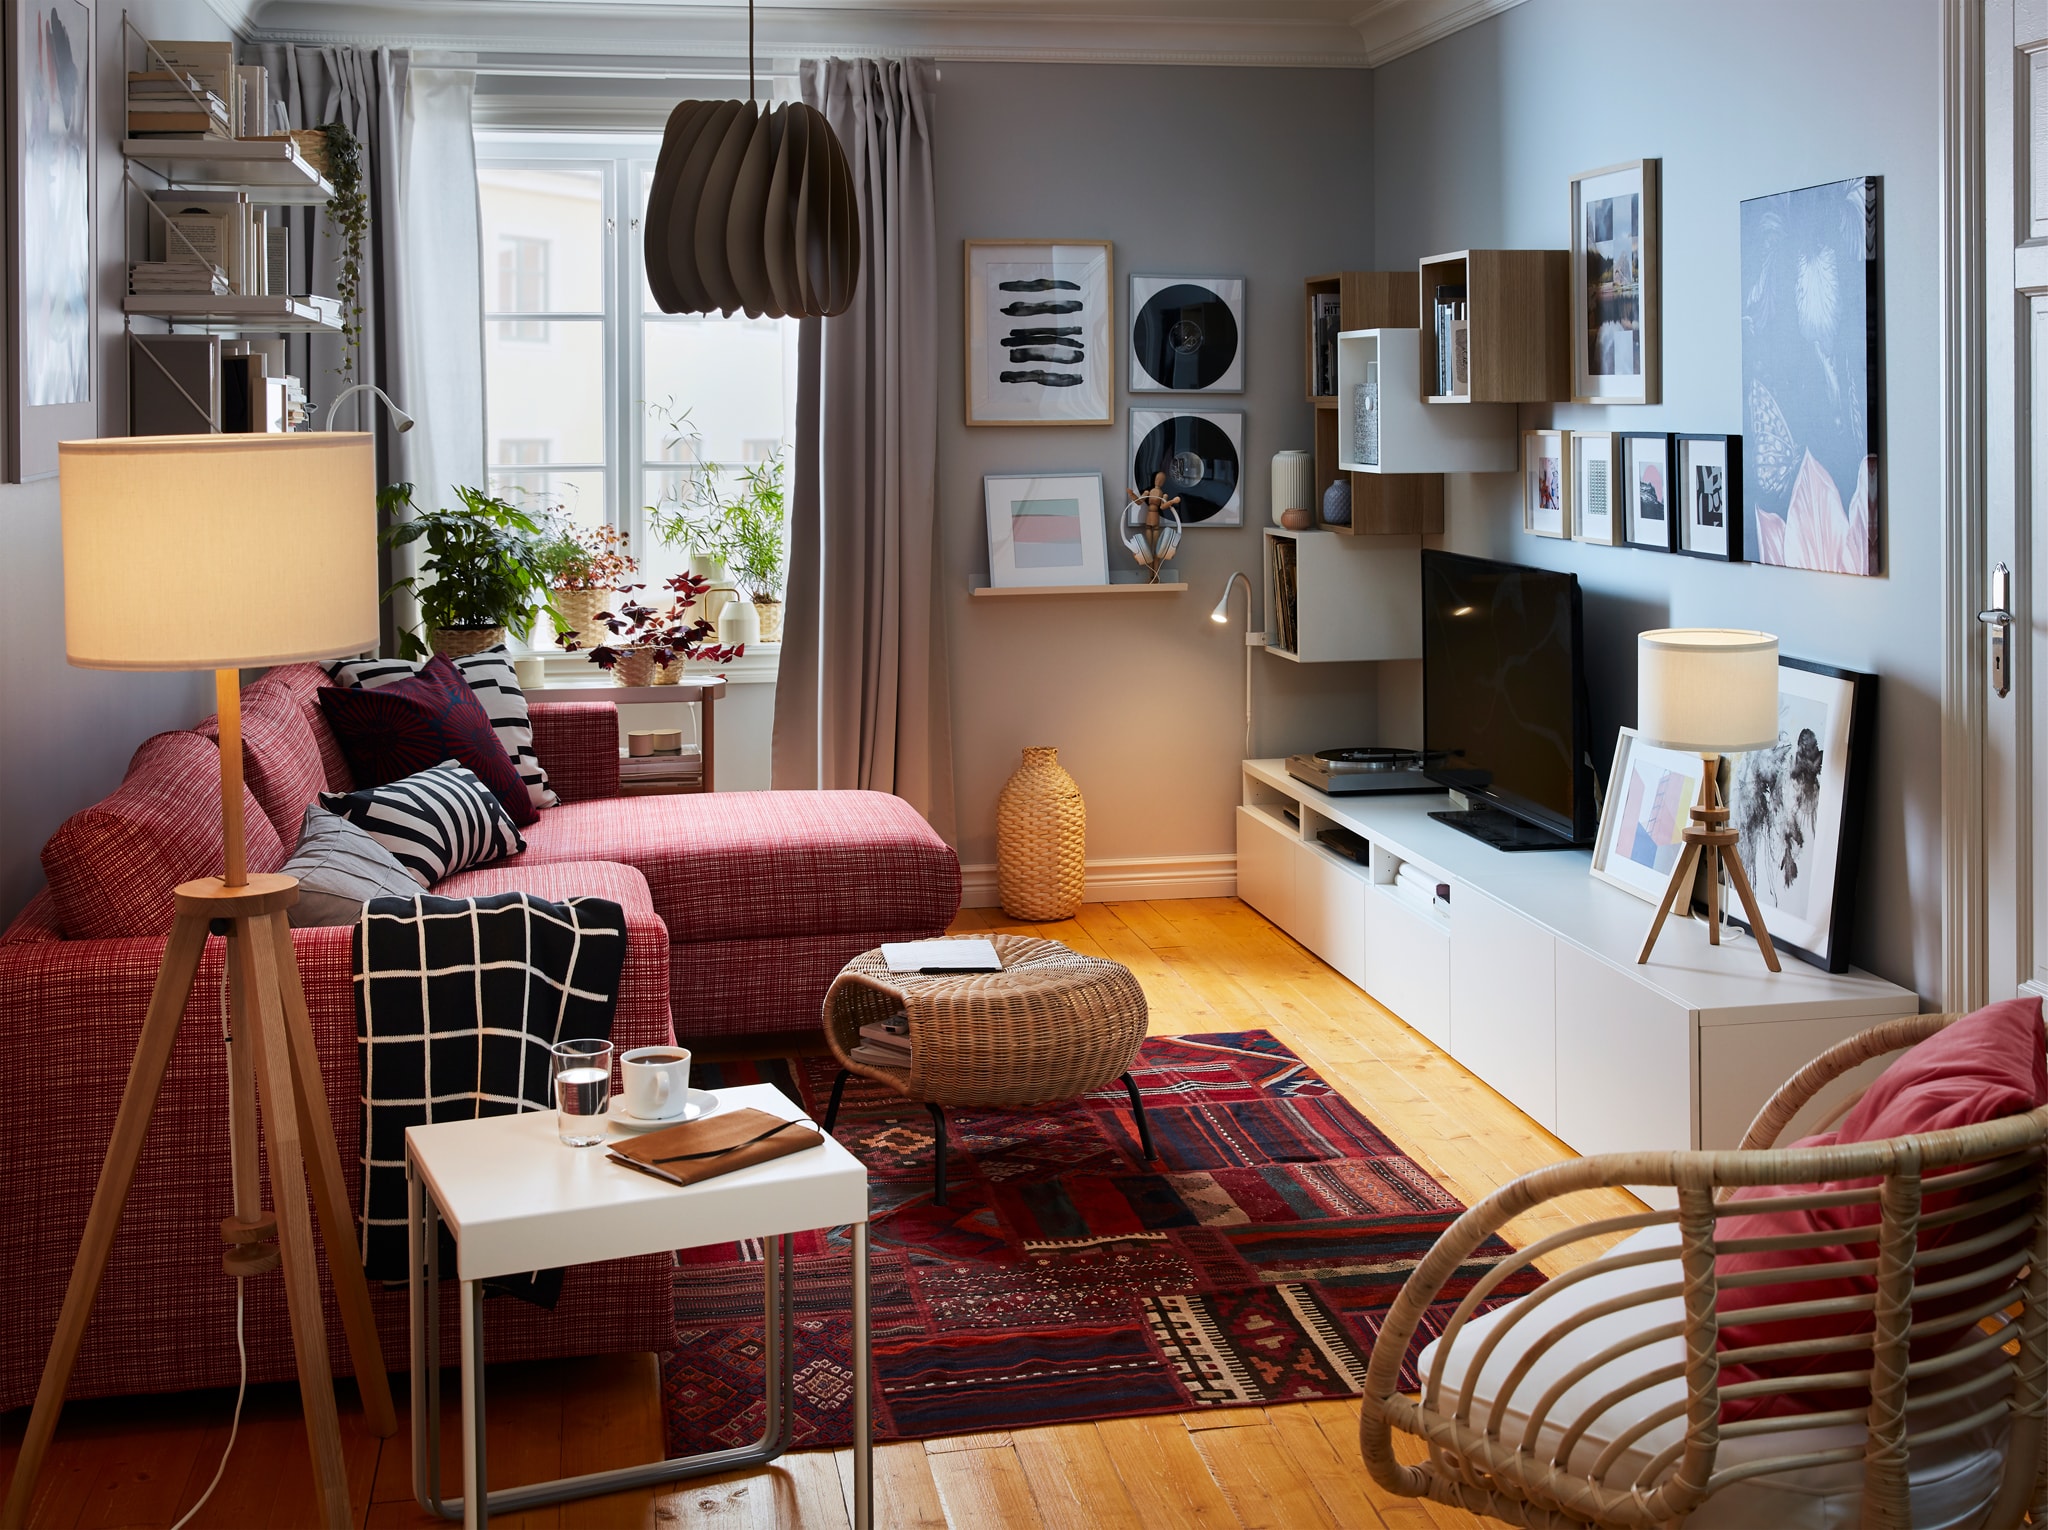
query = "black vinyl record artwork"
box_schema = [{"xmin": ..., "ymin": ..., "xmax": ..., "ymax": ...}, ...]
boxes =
[
  {"xmin": 1129, "ymin": 276, "xmax": 1245, "ymax": 392},
  {"xmin": 1130, "ymin": 409, "xmax": 1244, "ymax": 526}
]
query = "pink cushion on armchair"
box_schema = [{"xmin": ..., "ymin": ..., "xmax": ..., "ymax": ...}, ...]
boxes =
[
  {"xmin": 1716, "ymin": 997, "xmax": 2047, "ymax": 1421},
  {"xmin": 42, "ymin": 730, "xmax": 286, "ymax": 940}
]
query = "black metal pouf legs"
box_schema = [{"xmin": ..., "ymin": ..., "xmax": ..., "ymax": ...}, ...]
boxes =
[
  {"xmin": 927, "ymin": 1104, "xmax": 950, "ymax": 1204},
  {"xmin": 1123, "ymin": 1073, "xmax": 1157, "ymax": 1162},
  {"xmin": 823, "ymin": 1068, "xmax": 851, "ymax": 1134},
  {"xmin": 819, "ymin": 1067, "xmax": 1152, "ymax": 1206}
]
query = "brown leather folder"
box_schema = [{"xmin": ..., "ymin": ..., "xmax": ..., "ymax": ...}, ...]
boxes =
[{"xmin": 606, "ymin": 1105, "xmax": 823, "ymax": 1187}]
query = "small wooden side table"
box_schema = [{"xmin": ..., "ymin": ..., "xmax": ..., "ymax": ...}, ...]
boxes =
[
  {"xmin": 403, "ymin": 1083, "xmax": 871, "ymax": 1528},
  {"xmin": 525, "ymin": 676, "xmax": 727, "ymax": 793}
]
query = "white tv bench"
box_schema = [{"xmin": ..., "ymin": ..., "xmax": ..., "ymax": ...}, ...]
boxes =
[{"xmin": 1237, "ymin": 760, "xmax": 1918, "ymax": 1206}]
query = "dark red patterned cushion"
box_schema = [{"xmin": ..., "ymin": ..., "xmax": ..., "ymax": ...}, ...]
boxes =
[{"xmin": 317, "ymin": 655, "xmax": 538, "ymax": 826}]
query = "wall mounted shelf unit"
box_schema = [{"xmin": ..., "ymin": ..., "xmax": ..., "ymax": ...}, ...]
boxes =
[
  {"xmin": 1262, "ymin": 526, "xmax": 1419, "ymax": 663},
  {"xmin": 1418, "ymin": 249, "xmax": 1570, "ymax": 403},
  {"xmin": 1336, "ymin": 328, "xmax": 1515, "ymax": 474},
  {"xmin": 1303, "ymin": 271, "xmax": 1442, "ymax": 537},
  {"xmin": 122, "ymin": 295, "xmax": 341, "ymax": 332},
  {"xmin": 1235, "ymin": 761, "xmax": 1918, "ymax": 1207}
]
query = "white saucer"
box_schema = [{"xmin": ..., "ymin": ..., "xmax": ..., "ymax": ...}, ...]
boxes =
[{"xmin": 607, "ymin": 1089, "xmax": 721, "ymax": 1132}]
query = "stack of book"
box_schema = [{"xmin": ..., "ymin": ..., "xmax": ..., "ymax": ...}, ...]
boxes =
[
  {"xmin": 148, "ymin": 191, "xmax": 285, "ymax": 298},
  {"xmin": 1432, "ymin": 284, "xmax": 1469, "ymax": 397},
  {"xmin": 128, "ymin": 261, "xmax": 229, "ymax": 296},
  {"xmin": 848, "ymin": 1015, "xmax": 913, "ymax": 1070},
  {"xmin": 1272, "ymin": 537, "xmax": 1299, "ymax": 652},
  {"xmin": 127, "ymin": 71, "xmax": 228, "ymax": 139},
  {"xmin": 1311, "ymin": 290, "xmax": 1342, "ymax": 397}
]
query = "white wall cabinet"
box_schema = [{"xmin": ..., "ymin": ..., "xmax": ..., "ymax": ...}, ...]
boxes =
[
  {"xmin": 1235, "ymin": 761, "xmax": 1920, "ymax": 1203},
  {"xmin": 1263, "ymin": 528, "xmax": 1420, "ymax": 663}
]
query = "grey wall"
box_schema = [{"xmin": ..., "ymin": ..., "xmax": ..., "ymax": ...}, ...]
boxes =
[
  {"xmin": 0, "ymin": 1, "xmax": 226, "ymax": 922},
  {"xmin": 936, "ymin": 62, "xmax": 1378, "ymax": 871},
  {"xmin": 1373, "ymin": 0, "xmax": 1941, "ymax": 997}
]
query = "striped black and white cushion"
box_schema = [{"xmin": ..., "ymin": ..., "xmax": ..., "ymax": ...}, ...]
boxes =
[
  {"xmin": 318, "ymin": 761, "xmax": 526, "ymax": 887},
  {"xmin": 327, "ymin": 646, "xmax": 557, "ymax": 810}
]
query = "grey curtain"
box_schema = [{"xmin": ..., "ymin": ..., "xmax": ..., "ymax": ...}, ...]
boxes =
[
  {"xmin": 257, "ymin": 46, "xmax": 414, "ymax": 654},
  {"xmin": 771, "ymin": 58, "xmax": 954, "ymax": 842}
]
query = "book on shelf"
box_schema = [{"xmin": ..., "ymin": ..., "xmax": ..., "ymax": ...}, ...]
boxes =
[
  {"xmin": 140, "ymin": 40, "xmax": 237, "ymax": 128},
  {"xmin": 265, "ymin": 224, "xmax": 288, "ymax": 297},
  {"xmin": 235, "ymin": 64, "xmax": 270, "ymax": 138},
  {"xmin": 1272, "ymin": 537, "xmax": 1299, "ymax": 653},
  {"xmin": 1432, "ymin": 284, "xmax": 1468, "ymax": 397},
  {"xmin": 849, "ymin": 1015, "xmax": 913, "ymax": 1069},
  {"xmin": 1311, "ymin": 290, "xmax": 1342, "ymax": 397},
  {"xmin": 128, "ymin": 260, "xmax": 230, "ymax": 296}
]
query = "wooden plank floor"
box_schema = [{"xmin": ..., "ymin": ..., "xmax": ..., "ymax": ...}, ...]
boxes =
[{"xmin": 1, "ymin": 897, "xmax": 1644, "ymax": 1529}]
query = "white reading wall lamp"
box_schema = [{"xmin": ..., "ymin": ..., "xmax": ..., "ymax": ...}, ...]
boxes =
[{"xmin": 1212, "ymin": 571, "xmax": 1266, "ymax": 754}]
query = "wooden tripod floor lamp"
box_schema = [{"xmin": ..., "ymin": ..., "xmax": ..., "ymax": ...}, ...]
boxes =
[
  {"xmin": 1634, "ymin": 628, "xmax": 1783, "ymax": 974},
  {"xmin": 1, "ymin": 434, "xmax": 397, "ymax": 1530}
]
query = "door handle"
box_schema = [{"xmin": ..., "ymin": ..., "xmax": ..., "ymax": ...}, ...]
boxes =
[{"xmin": 1981, "ymin": 561, "xmax": 2014, "ymax": 699}]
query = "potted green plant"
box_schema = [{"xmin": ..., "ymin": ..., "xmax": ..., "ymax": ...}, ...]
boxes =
[
  {"xmin": 721, "ymin": 454, "xmax": 788, "ymax": 644},
  {"xmin": 379, "ymin": 484, "xmax": 557, "ymax": 659},
  {"xmin": 560, "ymin": 571, "xmax": 743, "ymax": 686},
  {"xmin": 533, "ymin": 519, "xmax": 638, "ymax": 650}
]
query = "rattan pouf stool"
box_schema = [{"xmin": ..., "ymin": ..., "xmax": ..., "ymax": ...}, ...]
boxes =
[{"xmin": 819, "ymin": 934, "xmax": 1154, "ymax": 1204}]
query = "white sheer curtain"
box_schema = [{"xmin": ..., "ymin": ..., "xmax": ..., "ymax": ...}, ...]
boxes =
[{"xmin": 395, "ymin": 57, "xmax": 485, "ymax": 517}]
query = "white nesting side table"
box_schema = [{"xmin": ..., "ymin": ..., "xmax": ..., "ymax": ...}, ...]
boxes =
[{"xmin": 403, "ymin": 1083, "xmax": 871, "ymax": 1528}]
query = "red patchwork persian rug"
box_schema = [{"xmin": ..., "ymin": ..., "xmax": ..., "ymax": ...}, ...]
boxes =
[{"xmin": 663, "ymin": 1029, "xmax": 1540, "ymax": 1452}]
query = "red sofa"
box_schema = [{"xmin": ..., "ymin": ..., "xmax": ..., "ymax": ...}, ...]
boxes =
[{"xmin": 0, "ymin": 662, "xmax": 958, "ymax": 1410}]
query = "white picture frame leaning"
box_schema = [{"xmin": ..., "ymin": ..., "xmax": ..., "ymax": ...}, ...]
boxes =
[
  {"xmin": 1523, "ymin": 428, "xmax": 1570, "ymax": 539},
  {"xmin": 983, "ymin": 471, "xmax": 1109, "ymax": 588},
  {"xmin": 964, "ymin": 240, "xmax": 1113, "ymax": 427},
  {"xmin": 1571, "ymin": 430, "xmax": 1622, "ymax": 545},
  {"xmin": 1590, "ymin": 726, "xmax": 1708, "ymax": 905},
  {"xmin": 1571, "ymin": 158, "xmax": 1660, "ymax": 406},
  {"xmin": 1128, "ymin": 274, "xmax": 1245, "ymax": 393}
]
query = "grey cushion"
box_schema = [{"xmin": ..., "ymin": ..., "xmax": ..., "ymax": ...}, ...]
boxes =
[{"xmin": 283, "ymin": 804, "xmax": 422, "ymax": 927}]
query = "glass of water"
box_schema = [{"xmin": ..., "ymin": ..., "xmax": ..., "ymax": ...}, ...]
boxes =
[{"xmin": 553, "ymin": 1038, "xmax": 614, "ymax": 1147}]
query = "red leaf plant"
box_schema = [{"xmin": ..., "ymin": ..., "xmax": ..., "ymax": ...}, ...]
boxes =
[{"xmin": 559, "ymin": 570, "xmax": 744, "ymax": 670}]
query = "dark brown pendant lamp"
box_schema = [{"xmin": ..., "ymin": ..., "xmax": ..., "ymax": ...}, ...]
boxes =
[{"xmin": 644, "ymin": 0, "xmax": 861, "ymax": 319}]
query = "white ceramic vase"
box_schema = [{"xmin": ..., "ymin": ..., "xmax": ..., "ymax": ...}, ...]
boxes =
[{"xmin": 718, "ymin": 597, "xmax": 761, "ymax": 646}]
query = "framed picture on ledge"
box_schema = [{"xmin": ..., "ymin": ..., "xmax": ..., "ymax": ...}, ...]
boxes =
[
  {"xmin": 983, "ymin": 472, "xmax": 1108, "ymax": 588},
  {"xmin": 1523, "ymin": 428, "xmax": 1570, "ymax": 539},
  {"xmin": 1591, "ymin": 727, "xmax": 1708, "ymax": 905},
  {"xmin": 1715, "ymin": 657, "xmax": 1877, "ymax": 972},
  {"xmin": 964, "ymin": 240, "xmax": 1113, "ymax": 427}
]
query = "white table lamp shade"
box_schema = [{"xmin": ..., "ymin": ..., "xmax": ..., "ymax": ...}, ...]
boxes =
[
  {"xmin": 61, "ymin": 433, "xmax": 379, "ymax": 671},
  {"xmin": 1637, "ymin": 628, "xmax": 1779, "ymax": 754}
]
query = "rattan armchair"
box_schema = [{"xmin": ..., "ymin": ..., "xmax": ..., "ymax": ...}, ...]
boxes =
[{"xmin": 1360, "ymin": 1011, "xmax": 2048, "ymax": 1529}]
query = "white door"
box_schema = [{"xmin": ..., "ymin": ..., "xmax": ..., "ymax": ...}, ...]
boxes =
[{"xmin": 1985, "ymin": 0, "xmax": 2048, "ymax": 1002}]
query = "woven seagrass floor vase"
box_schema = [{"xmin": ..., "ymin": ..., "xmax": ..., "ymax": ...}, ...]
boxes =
[{"xmin": 996, "ymin": 746, "xmax": 1085, "ymax": 920}]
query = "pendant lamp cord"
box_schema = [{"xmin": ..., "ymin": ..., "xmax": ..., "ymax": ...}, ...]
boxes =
[{"xmin": 748, "ymin": 0, "xmax": 756, "ymax": 105}]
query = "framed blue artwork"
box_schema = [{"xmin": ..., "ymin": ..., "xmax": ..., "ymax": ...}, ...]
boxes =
[{"xmin": 1739, "ymin": 176, "xmax": 1882, "ymax": 575}]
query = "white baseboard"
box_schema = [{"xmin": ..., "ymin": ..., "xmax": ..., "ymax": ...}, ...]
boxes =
[{"xmin": 960, "ymin": 853, "xmax": 1237, "ymax": 909}]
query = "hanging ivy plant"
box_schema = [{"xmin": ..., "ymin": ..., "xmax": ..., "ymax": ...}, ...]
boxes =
[{"xmin": 319, "ymin": 121, "xmax": 367, "ymax": 382}]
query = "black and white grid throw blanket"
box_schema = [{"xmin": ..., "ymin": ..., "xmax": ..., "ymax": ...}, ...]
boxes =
[{"xmin": 354, "ymin": 890, "xmax": 628, "ymax": 1304}]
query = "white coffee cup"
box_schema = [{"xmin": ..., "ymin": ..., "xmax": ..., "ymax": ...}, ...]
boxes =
[{"xmin": 620, "ymin": 1045, "xmax": 692, "ymax": 1121}]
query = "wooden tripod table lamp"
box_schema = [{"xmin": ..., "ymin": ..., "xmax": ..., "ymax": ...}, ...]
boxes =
[
  {"xmin": 1634, "ymin": 628, "xmax": 1782, "ymax": 973},
  {"xmin": 1, "ymin": 434, "xmax": 397, "ymax": 1530}
]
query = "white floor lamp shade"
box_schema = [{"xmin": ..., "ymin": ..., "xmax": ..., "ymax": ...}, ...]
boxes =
[{"xmin": 60, "ymin": 433, "xmax": 379, "ymax": 671}]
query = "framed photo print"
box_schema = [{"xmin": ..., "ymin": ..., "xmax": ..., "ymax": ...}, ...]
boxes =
[
  {"xmin": 1523, "ymin": 428, "xmax": 1570, "ymax": 539},
  {"xmin": 1571, "ymin": 159, "xmax": 1660, "ymax": 406},
  {"xmin": 1740, "ymin": 177, "xmax": 1881, "ymax": 575},
  {"xmin": 1129, "ymin": 408, "xmax": 1243, "ymax": 527},
  {"xmin": 1675, "ymin": 433, "xmax": 1743, "ymax": 562},
  {"xmin": 1571, "ymin": 431, "xmax": 1621, "ymax": 545},
  {"xmin": 1129, "ymin": 274, "xmax": 1243, "ymax": 393},
  {"xmin": 964, "ymin": 240, "xmax": 1113, "ymax": 427},
  {"xmin": 1590, "ymin": 727, "xmax": 1708, "ymax": 905},
  {"xmin": 1716, "ymin": 657, "xmax": 1877, "ymax": 972},
  {"xmin": 1621, "ymin": 432, "xmax": 1675, "ymax": 551},
  {"xmin": 6, "ymin": 0, "xmax": 96, "ymax": 483},
  {"xmin": 983, "ymin": 472, "xmax": 1109, "ymax": 588}
]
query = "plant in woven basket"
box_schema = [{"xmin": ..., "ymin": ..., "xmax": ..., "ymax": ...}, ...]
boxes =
[
  {"xmin": 379, "ymin": 483, "xmax": 558, "ymax": 660},
  {"xmin": 533, "ymin": 519, "xmax": 639, "ymax": 647},
  {"xmin": 318, "ymin": 121, "xmax": 367, "ymax": 383},
  {"xmin": 561, "ymin": 570, "xmax": 744, "ymax": 672}
]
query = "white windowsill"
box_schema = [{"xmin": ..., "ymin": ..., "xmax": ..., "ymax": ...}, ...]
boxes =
[{"xmin": 512, "ymin": 642, "xmax": 782, "ymax": 687}]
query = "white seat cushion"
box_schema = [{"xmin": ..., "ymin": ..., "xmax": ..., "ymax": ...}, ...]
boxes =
[{"xmin": 1415, "ymin": 1225, "xmax": 2012, "ymax": 1530}]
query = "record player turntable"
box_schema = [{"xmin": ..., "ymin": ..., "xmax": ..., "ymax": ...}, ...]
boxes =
[{"xmin": 1286, "ymin": 747, "xmax": 1447, "ymax": 797}]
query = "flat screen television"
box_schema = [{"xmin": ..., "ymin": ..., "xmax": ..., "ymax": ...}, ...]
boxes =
[{"xmin": 1421, "ymin": 550, "xmax": 1595, "ymax": 850}]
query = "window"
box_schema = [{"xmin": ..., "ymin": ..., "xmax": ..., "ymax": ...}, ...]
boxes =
[{"xmin": 476, "ymin": 132, "xmax": 799, "ymax": 582}]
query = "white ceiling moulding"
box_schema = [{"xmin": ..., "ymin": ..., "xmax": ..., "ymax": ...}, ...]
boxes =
[
  {"xmin": 1351, "ymin": 0, "xmax": 1531, "ymax": 67},
  {"xmin": 240, "ymin": 0, "xmax": 1377, "ymax": 67},
  {"xmin": 203, "ymin": 0, "xmax": 267, "ymax": 34}
]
